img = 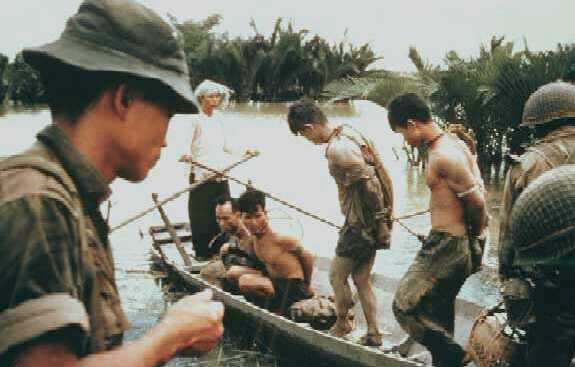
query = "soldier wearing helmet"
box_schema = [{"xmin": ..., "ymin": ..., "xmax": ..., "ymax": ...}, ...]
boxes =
[
  {"xmin": 499, "ymin": 81, "xmax": 575, "ymax": 279},
  {"xmin": 500, "ymin": 164, "xmax": 575, "ymax": 366}
]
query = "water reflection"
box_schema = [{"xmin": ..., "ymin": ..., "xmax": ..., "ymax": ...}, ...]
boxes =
[{"xmin": 0, "ymin": 101, "xmax": 504, "ymax": 365}]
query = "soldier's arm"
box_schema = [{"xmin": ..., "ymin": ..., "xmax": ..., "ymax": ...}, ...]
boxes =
[
  {"xmin": 2, "ymin": 197, "xmax": 224, "ymax": 367},
  {"xmin": 0, "ymin": 196, "xmax": 90, "ymax": 364},
  {"xmin": 13, "ymin": 290, "xmax": 224, "ymax": 367},
  {"xmin": 280, "ymin": 238, "xmax": 314, "ymax": 285},
  {"xmin": 498, "ymin": 155, "xmax": 542, "ymax": 278},
  {"xmin": 435, "ymin": 155, "xmax": 488, "ymax": 237}
]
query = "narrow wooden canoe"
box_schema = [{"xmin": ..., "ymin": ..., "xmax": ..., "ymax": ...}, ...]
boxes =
[{"xmin": 150, "ymin": 223, "xmax": 488, "ymax": 367}]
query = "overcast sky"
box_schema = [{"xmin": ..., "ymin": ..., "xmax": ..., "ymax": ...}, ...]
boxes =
[{"xmin": 1, "ymin": 0, "xmax": 573, "ymax": 72}]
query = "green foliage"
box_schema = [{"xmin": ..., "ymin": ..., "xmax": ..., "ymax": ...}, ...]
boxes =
[
  {"xmin": 6, "ymin": 53, "xmax": 45, "ymax": 104},
  {"xmin": 170, "ymin": 15, "xmax": 379, "ymax": 101},
  {"xmin": 0, "ymin": 52, "xmax": 8, "ymax": 103},
  {"xmin": 428, "ymin": 37, "xmax": 575, "ymax": 175},
  {"xmin": 323, "ymin": 38, "xmax": 575, "ymax": 177}
]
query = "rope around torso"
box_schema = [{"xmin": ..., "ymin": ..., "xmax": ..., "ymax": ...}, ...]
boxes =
[
  {"xmin": 186, "ymin": 159, "xmax": 429, "ymax": 238},
  {"xmin": 110, "ymin": 153, "xmax": 258, "ymax": 233}
]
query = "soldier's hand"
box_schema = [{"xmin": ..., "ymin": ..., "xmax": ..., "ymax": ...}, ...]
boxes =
[{"xmin": 159, "ymin": 289, "xmax": 224, "ymax": 356}]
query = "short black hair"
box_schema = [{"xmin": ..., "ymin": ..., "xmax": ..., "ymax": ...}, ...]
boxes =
[
  {"xmin": 287, "ymin": 99, "xmax": 328, "ymax": 135},
  {"xmin": 215, "ymin": 194, "xmax": 232, "ymax": 206},
  {"xmin": 37, "ymin": 58, "xmax": 177, "ymax": 123},
  {"xmin": 387, "ymin": 93, "xmax": 431, "ymax": 131},
  {"xmin": 215, "ymin": 194, "xmax": 240, "ymax": 212},
  {"xmin": 237, "ymin": 190, "xmax": 266, "ymax": 213}
]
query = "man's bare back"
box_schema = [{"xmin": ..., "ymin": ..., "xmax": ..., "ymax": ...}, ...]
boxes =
[{"xmin": 427, "ymin": 133, "xmax": 485, "ymax": 237}]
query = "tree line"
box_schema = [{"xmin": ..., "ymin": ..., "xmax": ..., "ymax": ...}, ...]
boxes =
[
  {"xmin": 0, "ymin": 14, "xmax": 378, "ymax": 105},
  {"xmin": 2, "ymin": 17, "xmax": 574, "ymax": 179}
]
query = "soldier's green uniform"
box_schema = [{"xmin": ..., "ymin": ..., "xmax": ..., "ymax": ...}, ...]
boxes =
[
  {"xmin": 499, "ymin": 81, "xmax": 575, "ymax": 278},
  {"xmin": 501, "ymin": 164, "xmax": 575, "ymax": 367},
  {"xmin": 0, "ymin": 0, "xmax": 199, "ymax": 363},
  {"xmin": 0, "ymin": 126, "xmax": 130, "ymax": 362},
  {"xmin": 496, "ymin": 81, "xmax": 575, "ymax": 367},
  {"xmin": 499, "ymin": 126, "xmax": 575, "ymax": 274}
]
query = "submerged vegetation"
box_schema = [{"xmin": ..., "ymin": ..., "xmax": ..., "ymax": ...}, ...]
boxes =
[{"xmin": 324, "ymin": 37, "xmax": 575, "ymax": 178}]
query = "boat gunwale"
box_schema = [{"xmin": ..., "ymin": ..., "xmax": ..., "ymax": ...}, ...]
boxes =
[{"xmin": 163, "ymin": 259, "xmax": 426, "ymax": 367}]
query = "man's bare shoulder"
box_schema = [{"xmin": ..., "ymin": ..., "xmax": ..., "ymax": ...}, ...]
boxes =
[
  {"xmin": 271, "ymin": 233, "xmax": 303, "ymax": 252},
  {"xmin": 429, "ymin": 141, "xmax": 470, "ymax": 176}
]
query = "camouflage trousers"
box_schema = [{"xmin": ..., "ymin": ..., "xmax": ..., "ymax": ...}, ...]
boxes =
[{"xmin": 393, "ymin": 230, "xmax": 480, "ymax": 367}]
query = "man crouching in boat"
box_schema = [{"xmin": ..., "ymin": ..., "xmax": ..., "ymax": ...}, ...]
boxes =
[
  {"xmin": 234, "ymin": 190, "xmax": 315, "ymax": 315},
  {"xmin": 200, "ymin": 195, "xmax": 256, "ymax": 285},
  {"xmin": 201, "ymin": 194, "xmax": 266, "ymax": 289}
]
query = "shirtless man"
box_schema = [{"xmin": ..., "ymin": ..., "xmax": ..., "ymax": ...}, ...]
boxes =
[
  {"xmin": 235, "ymin": 190, "xmax": 315, "ymax": 315},
  {"xmin": 388, "ymin": 93, "xmax": 488, "ymax": 366}
]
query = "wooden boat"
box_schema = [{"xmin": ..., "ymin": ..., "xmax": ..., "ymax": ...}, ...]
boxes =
[{"xmin": 149, "ymin": 223, "xmax": 487, "ymax": 367}]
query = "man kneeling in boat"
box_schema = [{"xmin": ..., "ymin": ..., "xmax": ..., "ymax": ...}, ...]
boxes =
[
  {"xmin": 200, "ymin": 195, "xmax": 257, "ymax": 285},
  {"xmin": 235, "ymin": 190, "xmax": 315, "ymax": 315}
]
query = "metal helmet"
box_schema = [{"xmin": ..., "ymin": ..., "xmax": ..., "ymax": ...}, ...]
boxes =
[
  {"xmin": 520, "ymin": 81, "xmax": 575, "ymax": 128},
  {"xmin": 506, "ymin": 164, "xmax": 575, "ymax": 267}
]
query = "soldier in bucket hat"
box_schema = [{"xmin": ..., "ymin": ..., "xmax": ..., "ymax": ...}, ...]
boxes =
[
  {"xmin": 500, "ymin": 164, "xmax": 575, "ymax": 366},
  {"xmin": 499, "ymin": 81, "xmax": 575, "ymax": 279},
  {"xmin": 0, "ymin": 1, "xmax": 223, "ymax": 366}
]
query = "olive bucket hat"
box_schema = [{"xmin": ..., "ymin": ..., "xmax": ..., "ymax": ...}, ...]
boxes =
[{"xmin": 22, "ymin": 0, "xmax": 198, "ymax": 114}]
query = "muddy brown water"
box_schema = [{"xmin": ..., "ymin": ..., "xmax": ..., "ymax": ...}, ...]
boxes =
[{"xmin": 0, "ymin": 101, "xmax": 504, "ymax": 366}]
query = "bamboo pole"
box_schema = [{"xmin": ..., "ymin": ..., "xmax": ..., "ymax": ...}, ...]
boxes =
[
  {"xmin": 152, "ymin": 192, "xmax": 192, "ymax": 267},
  {"xmin": 186, "ymin": 159, "xmax": 429, "ymax": 240},
  {"xmin": 110, "ymin": 153, "xmax": 258, "ymax": 232}
]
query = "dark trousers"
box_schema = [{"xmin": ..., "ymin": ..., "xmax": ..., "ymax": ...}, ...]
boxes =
[
  {"xmin": 526, "ymin": 274, "xmax": 575, "ymax": 367},
  {"xmin": 392, "ymin": 230, "xmax": 477, "ymax": 367},
  {"xmin": 188, "ymin": 180, "xmax": 230, "ymax": 258}
]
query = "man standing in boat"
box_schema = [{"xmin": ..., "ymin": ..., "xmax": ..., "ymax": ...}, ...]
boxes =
[
  {"xmin": 286, "ymin": 100, "xmax": 394, "ymax": 346},
  {"xmin": 0, "ymin": 1, "xmax": 223, "ymax": 366},
  {"xmin": 180, "ymin": 80, "xmax": 258, "ymax": 261},
  {"xmin": 234, "ymin": 190, "xmax": 315, "ymax": 315},
  {"xmin": 387, "ymin": 93, "xmax": 488, "ymax": 366}
]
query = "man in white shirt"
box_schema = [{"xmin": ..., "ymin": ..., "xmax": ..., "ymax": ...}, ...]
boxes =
[{"xmin": 182, "ymin": 80, "xmax": 257, "ymax": 260}]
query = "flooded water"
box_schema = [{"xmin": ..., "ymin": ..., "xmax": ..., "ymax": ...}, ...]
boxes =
[{"xmin": 0, "ymin": 101, "xmax": 504, "ymax": 365}]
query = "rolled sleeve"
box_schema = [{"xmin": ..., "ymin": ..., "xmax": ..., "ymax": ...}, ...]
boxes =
[
  {"xmin": 0, "ymin": 195, "xmax": 88, "ymax": 355},
  {"xmin": 0, "ymin": 293, "xmax": 89, "ymax": 356}
]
